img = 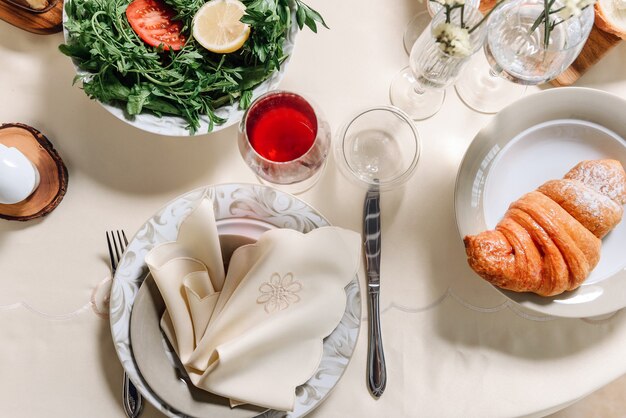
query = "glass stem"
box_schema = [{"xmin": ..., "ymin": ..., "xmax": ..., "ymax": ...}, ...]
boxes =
[{"xmin": 413, "ymin": 84, "xmax": 426, "ymax": 95}]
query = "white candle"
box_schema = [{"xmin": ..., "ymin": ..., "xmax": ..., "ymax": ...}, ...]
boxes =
[{"xmin": 0, "ymin": 144, "xmax": 40, "ymax": 205}]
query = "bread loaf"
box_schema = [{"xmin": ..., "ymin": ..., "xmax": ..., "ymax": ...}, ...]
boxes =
[{"xmin": 595, "ymin": 0, "xmax": 626, "ymax": 39}]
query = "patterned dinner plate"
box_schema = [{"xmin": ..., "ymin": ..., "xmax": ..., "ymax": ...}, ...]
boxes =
[{"xmin": 110, "ymin": 184, "xmax": 361, "ymax": 417}]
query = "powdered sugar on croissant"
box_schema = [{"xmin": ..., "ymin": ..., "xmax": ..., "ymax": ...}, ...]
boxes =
[
  {"xmin": 564, "ymin": 159, "xmax": 626, "ymax": 205},
  {"xmin": 464, "ymin": 159, "xmax": 626, "ymax": 297}
]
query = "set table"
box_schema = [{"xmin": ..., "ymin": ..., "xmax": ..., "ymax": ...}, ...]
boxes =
[{"xmin": 2, "ymin": 0, "xmax": 626, "ymax": 416}]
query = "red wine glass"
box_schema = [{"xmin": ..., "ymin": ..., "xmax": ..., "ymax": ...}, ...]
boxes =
[{"xmin": 238, "ymin": 91, "xmax": 331, "ymax": 194}]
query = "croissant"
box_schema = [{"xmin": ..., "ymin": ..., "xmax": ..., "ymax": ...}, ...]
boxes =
[{"xmin": 464, "ymin": 159, "xmax": 626, "ymax": 296}]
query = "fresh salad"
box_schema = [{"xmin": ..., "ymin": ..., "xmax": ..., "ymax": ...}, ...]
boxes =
[{"xmin": 60, "ymin": 0, "xmax": 327, "ymax": 133}]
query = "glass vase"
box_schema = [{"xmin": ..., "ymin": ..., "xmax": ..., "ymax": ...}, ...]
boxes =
[
  {"xmin": 403, "ymin": 0, "xmax": 482, "ymax": 54},
  {"xmin": 455, "ymin": 0, "xmax": 595, "ymax": 113},
  {"xmin": 390, "ymin": 6, "xmax": 487, "ymax": 120}
]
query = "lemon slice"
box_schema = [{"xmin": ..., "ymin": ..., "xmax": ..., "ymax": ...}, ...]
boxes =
[{"xmin": 193, "ymin": 0, "xmax": 251, "ymax": 54}]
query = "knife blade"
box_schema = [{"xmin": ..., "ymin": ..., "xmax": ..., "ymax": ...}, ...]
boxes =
[{"xmin": 363, "ymin": 183, "xmax": 386, "ymax": 398}]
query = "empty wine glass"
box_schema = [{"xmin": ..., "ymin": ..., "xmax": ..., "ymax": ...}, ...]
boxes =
[
  {"xmin": 455, "ymin": 0, "xmax": 594, "ymax": 113},
  {"xmin": 403, "ymin": 0, "xmax": 481, "ymax": 54},
  {"xmin": 336, "ymin": 106, "xmax": 421, "ymax": 190},
  {"xmin": 238, "ymin": 91, "xmax": 331, "ymax": 194},
  {"xmin": 390, "ymin": 6, "xmax": 487, "ymax": 120}
]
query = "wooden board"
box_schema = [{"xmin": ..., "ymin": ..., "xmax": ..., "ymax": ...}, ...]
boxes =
[
  {"xmin": 550, "ymin": 23, "xmax": 622, "ymax": 86},
  {"xmin": 0, "ymin": 123, "xmax": 68, "ymax": 221},
  {"xmin": 0, "ymin": 0, "xmax": 63, "ymax": 34}
]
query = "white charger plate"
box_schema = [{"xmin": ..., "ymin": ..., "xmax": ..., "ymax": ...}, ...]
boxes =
[
  {"xmin": 110, "ymin": 184, "xmax": 361, "ymax": 417},
  {"xmin": 455, "ymin": 87, "xmax": 626, "ymax": 318}
]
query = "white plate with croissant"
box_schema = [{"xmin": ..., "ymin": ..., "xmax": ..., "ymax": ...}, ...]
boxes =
[{"xmin": 455, "ymin": 88, "xmax": 626, "ymax": 318}]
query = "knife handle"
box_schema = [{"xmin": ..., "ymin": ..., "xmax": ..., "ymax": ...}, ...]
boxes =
[{"xmin": 367, "ymin": 288, "xmax": 387, "ymax": 398}]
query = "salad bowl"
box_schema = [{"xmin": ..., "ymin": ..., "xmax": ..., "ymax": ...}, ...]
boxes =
[{"xmin": 61, "ymin": 0, "xmax": 300, "ymax": 136}]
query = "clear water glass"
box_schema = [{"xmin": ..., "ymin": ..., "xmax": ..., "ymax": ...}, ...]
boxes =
[
  {"xmin": 336, "ymin": 106, "xmax": 421, "ymax": 191},
  {"xmin": 455, "ymin": 0, "xmax": 594, "ymax": 113}
]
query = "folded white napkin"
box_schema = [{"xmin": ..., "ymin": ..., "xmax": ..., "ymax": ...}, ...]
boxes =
[{"xmin": 145, "ymin": 197, "xmax": 361, "ymax": 412}]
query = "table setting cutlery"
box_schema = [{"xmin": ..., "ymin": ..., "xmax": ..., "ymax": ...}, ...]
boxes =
[
  {"xmin": 106, "ymin": 230, "xmax": 144, "ymax": 418},
  {"xmin": 336, "ymin": 105, "xmax": 421, "ymax": 398},
  {"xmin": 363, "ymin": 182, "xmax": 386, "ymax": 398}
]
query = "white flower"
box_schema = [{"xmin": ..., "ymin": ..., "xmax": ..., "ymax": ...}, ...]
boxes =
[
  {"xmin": 558, "ymin": 0, "xmax": 596, "ymax": 19},
  {"xmin": 433, "ymin": 23, "xmax": 472, "ymax": 58}
]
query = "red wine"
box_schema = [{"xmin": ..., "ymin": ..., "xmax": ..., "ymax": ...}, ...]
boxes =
[{"xmin": 246, "ymin": 93, "xmax": 318, "ymax": 163}]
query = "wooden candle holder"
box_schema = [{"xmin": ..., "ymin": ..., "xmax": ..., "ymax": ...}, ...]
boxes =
[{"xmin": 0, "ymin": 123, "xmax": 68, "ymax": 221}]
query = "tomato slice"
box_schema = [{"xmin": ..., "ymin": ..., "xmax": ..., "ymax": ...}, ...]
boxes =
[{"xmin": 126, "ymin": 0, "xmax": 186, "ymax": 51}]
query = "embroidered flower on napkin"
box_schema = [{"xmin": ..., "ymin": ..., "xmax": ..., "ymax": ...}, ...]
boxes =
[
  {"xmin": 145, "ymin": 197, "xmax": 361, "ymax": 412},
  {"xmin": 257, "ymin": 273, "xmax": 302, "ymax": 313}
]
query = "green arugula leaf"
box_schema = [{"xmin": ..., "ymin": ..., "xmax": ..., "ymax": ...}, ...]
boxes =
[{"xmin": 126, "ymin": 85, "xmax": 152, "ymax": 115}]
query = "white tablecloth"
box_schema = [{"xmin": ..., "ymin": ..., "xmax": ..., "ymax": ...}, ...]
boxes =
[{"xmin": 2, "ymin": 0, "xmax": 626, "ymax": 416}]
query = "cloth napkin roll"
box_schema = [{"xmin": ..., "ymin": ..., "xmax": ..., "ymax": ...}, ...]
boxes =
[{"xmin": 145, "ymin": 197, "xmax": 361, "ymax": 411}]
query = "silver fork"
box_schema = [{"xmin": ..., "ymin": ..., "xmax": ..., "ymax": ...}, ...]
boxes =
[{"xmin": 106, "ymin": 230, "xmax": 144, "ymax": 418}]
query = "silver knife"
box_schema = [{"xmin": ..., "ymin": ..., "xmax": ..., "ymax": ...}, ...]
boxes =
[{"xmin": 363, "ymin": 183, "xmax": 386, "ymax": 398}]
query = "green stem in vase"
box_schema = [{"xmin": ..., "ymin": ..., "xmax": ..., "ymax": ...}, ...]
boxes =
[
  {"xmin": 468, "ymin": 0, "xmax": 505, "ymax": 34},
  {"xmin": 529, "ymin": 0, "xmax": 559, "ymax": 49},
  {"xmin": 543, "ymin": 0, "xmax": 550, "ymax": 49},
  {"xmin": 551, "ymin": 18, "xmax": 565, "ymax": 30},
  {"xmin": 549, "ymin": 6, "xmax": 566, "ymax": 14},
  {"xmin": 461, "ymin": 4, "xmax": 465, "ymax": 28},
  {"xmin": 530, "ymin": 0, "xmax": 556, "ymax": 32}
]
